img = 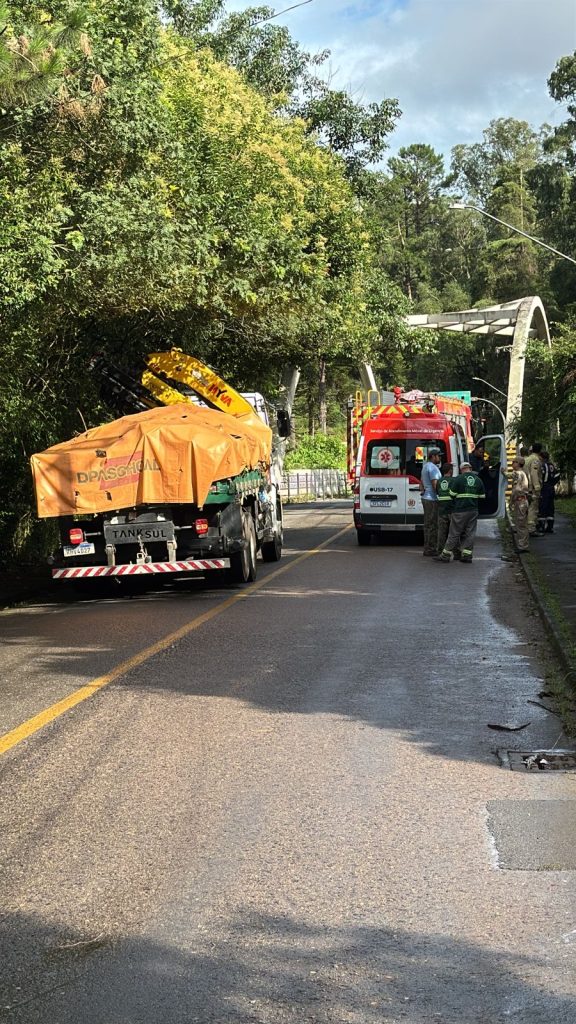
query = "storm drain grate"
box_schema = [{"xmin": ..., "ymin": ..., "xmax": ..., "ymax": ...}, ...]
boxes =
[{"xmin": 502, "ymin": 749, "xmax": 576, "ymax": 772}]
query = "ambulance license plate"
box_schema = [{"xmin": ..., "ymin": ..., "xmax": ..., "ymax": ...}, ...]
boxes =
[
  {"xmin": 370, "ymin": 500, "xmax": 392, "ymax": 507},
  {"xmin": 63, "ymin": 542, "xmax": 96, "ymax": 557}
]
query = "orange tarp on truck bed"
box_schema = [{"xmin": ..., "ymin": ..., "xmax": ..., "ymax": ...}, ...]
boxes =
[{"xmin": 31, "ymin": 404, "xmax": 272, "ymax": 518}]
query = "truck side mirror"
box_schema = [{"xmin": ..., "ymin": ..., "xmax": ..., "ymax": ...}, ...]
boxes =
[{"xmin": 276, "ymin": 410, "xmax": 291, "ymax": 438}]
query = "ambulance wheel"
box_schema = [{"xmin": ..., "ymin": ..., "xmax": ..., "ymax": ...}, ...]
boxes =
[
  {"xmin": 357, "ymin": 529, "xmax": 371, "ymax": 546},
  {"xmin": 230, "ymin": 511, "xmax": 257, "ymax": 583}
]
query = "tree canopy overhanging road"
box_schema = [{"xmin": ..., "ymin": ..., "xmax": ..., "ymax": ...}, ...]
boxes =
[{"xmin": 1, "ymin": 4, "xmax": 576, "ymax": 568}]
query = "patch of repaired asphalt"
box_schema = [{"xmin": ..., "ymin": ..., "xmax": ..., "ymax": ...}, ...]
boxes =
[{"xmin": 487, "ymin": 799, "xmax": 576, "ymax": 870}]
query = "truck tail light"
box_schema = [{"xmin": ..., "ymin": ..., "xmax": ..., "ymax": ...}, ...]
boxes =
[
  {"xmin": 353, "ymin": 495, "xmax": 360, "ymax": 509},
  {"xmin": 69, "ymin": 527, "xmax": 84, "ymax": 545},
  {"xmin": 195, "ymin": 518, "xmax": 209, "ymax": 535}
]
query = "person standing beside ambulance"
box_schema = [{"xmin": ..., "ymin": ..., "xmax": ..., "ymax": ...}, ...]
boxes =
[
  {"xmin": 420, "ymin": 448, "xmax": 442, "ymax": 556},
  {"xmin": 502, "ymin": 457, "xmax": 530, "ymax": 552},
  {"xmin": 538, "ymin": 451, "xmax": 560, "ymax": 534},
  {"xmin": 436, "ymin": 462, "xmax": 455, "ymax": 556},
  {"xmin": 524, "ymin": 443, "xmax": 544, "ymax": 536},
  {"xmin": 437, "ymin": 462, "xmax": 485, "ymax": 563}
]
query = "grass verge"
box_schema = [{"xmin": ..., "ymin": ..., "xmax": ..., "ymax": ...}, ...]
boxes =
[{"xmin": 557, "ymin": 496, "xmax": 576, "ymax": 528}]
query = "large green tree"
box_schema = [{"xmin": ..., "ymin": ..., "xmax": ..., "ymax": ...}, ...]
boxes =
[
  {"xmin": 0, "ymin": 0, "xmax": 404, "ymax": 560},
  {"xmin": 161, "ymin": 0, "xmax": 401, "ymax": 177}
]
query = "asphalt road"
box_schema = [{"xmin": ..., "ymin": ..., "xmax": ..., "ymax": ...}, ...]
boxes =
[{"xmin": 1, "ymin": 504, "xmax": 575, "ymax": 1023}]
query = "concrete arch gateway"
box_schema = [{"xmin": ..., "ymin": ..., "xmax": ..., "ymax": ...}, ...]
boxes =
[{"xmin": 405, "ymin": 296, "xmax": 551, "ymax": 438}]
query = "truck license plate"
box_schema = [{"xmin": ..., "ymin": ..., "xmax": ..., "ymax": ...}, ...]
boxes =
[
  {"xmin": 63, "ymin": 542, "xmax": 96, "ymax": 557},
  {"xmin": 370, "ymin": 500, "xmax": 392, "ymax": 507},
  {"xmin": 104, "ymin": 523, "xmax": 175, "ymax": 544}
]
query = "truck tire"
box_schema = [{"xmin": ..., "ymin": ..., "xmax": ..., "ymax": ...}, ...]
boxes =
[
  {"xmin": 230, "ymin": 511, "xmax": 257, "ymax": 583},
  {"xmin": 261, "ymin": 518, "xmax": 283, "ymax": 562},
  {"xmin": 357, "ymin": 529, "xmax": 371, "ymax": 546},
  {"xmin": 261, "ymin": 532, "xmax": 282, "ymax": 562}
]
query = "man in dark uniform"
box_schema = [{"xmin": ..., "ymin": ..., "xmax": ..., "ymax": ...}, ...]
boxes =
[
  {"xmin": 538, "ymin": 451, "xmax": 560, "ymax": 534},
  {"xmin": 436, "ymin": 461, "xmax": 485, "ymax": 563},
  {"xmin": 469, "ymin": 444, "xmax": 485, "ymax": 473}
]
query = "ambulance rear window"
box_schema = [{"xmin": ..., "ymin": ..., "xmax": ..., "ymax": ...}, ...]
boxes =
[{"xmin": 365, "ymin": 439, "xmax": 446, "ymax": 476}]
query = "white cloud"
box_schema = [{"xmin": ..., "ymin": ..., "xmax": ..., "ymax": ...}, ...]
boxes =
[{"xmin": 224, "ymin": 0, "xmax": 576, "ymax": 159}]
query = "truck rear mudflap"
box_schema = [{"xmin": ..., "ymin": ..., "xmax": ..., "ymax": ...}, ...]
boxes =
[{"xmin": 52, "ymin": 558, "xmax": 230, "ymax": 579}]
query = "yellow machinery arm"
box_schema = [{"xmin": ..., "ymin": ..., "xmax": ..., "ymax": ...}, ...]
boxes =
[
  {"xmin": 144, "ymin": 349, "xmax": 256, "ymax": 419},
  {"xmin": 141, "ymin": 369, "xmax": 189, "ymax": 407}
]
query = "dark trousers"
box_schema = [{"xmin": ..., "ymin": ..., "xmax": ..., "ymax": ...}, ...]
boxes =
[
  {"xmin": 437, "ymin": 514, "xmax": 450, "ymax": 553},
  {"xmin": 538, "ymin": 485, "xmax": 555, "ymax": 531},
  {"xmin": 444, "ymin": 509, "xmax": 479, "ymax": 559},
  {"xmin": 422, "ymin": 499, "xmax": 438, "ymax": 554}
]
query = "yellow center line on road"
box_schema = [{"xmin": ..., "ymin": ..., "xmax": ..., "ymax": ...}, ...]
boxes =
[{"xmin": 0, "ymin": 524, "xmax": 352, "ymax": 756}]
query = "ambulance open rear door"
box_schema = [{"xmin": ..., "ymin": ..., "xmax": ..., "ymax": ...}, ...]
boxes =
[{"xmin": 475, "ymin": 434, "xmax": 507, "ymax": 518}]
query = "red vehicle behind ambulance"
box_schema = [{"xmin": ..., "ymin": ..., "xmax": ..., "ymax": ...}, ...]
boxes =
[{"xmin": 348, "ymin": 388, "xmax": 506, "ymax": 544}]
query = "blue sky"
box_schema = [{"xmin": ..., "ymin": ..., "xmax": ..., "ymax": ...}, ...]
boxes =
[{"xmin": 227, "ymin": 0, "xmax": 576, "ymax": 166}]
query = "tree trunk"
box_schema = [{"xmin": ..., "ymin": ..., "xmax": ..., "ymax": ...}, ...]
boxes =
[
  {"xmin": 318, "ymin": 355, "xmax": 327, "ymax": 435},
  {"xmin": 307, "ymin": 390, "xmax": 315, "ymax": 437}
]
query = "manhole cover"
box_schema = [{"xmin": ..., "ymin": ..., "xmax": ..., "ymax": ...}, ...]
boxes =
[{"xmin": 502, "ymin": 749, "xmax": 576, "ymax": 772}]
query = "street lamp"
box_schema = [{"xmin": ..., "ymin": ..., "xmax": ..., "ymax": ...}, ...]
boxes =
[
  {"xmin": 472, "ymin": 376, "xmax": 507, "ymax": 399},
  {"xmin": 450, "ymin": 203, "xmax": 576, "ymax": 266},
  {"xmin": 472, "ymin": 395, "xmax": 506, "ymax": 432}
]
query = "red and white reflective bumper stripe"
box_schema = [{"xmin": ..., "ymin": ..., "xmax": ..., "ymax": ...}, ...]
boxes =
[{"xmin": 52, "ymin": 559, "xmax": 230, "ymax": 579}]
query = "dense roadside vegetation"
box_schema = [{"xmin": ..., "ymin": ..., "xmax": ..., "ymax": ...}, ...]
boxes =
[{"xmin": 1, "ymin": 1, "xmax": 576, "ymax": 561}]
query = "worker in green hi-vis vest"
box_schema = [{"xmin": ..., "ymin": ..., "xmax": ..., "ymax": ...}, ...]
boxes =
[
  {"xmin": 436, "ymin": 462, "xmax": 485, "ymax": 564},
  {"xmin": 436, "ymin": 462, "xmax": 456, "ymax": 557}
]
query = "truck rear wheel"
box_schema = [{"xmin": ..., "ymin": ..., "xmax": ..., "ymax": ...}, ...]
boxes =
[
  {"xmin": 356, "ymin": 529, "xmax": 371, "ymax": 546},
  {"xmin": 261, "ymin": 517, "xmax": 283, "ymax": 562},
  {"xmin": 261, "ymin": 533, "xmax": 282, "ymax": 562},
  {"xmin": 230, "ymin": 511, "xmax": 257, "ymax": 583}
]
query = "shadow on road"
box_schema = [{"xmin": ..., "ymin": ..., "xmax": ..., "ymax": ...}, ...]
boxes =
[
  {"xmin": 1, "ymin": 908, "xmax": 573, "ymax": 1023},
  {"xmin": 0, "ymin": 512, "xmax": 553, "ymax": 767}
]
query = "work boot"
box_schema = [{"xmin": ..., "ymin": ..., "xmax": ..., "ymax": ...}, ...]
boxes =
[
  {"xmin": 435, "ymin": 552, "xmax": 452, "ymax": 562},
  {"xmin": 460, "ymin": 556, "xmax": 473, "ymax": 563}
]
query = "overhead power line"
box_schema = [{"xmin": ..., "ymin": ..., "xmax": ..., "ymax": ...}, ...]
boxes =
[
  {"xmin": 157, "ymin": 0, "xmax": 317, "ymax": 68},
  {"xmin": 256, "ymin": 1, "xmax": 316, "ymax": 26}
]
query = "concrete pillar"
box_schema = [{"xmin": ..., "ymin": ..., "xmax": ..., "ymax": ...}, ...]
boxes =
[{"xmin": 505, "ymin": 296, "xmax": 551, "ymax": 443}]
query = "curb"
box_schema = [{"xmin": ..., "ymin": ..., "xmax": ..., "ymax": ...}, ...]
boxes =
[{"xmin": 512, "ymin": 541, "xmax": 576, "ymax": 686}]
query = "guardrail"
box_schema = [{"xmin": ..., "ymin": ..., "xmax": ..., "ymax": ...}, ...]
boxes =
[{"xmin": 280, "ymin": 469, "xmax": 350, "ymax": 500}]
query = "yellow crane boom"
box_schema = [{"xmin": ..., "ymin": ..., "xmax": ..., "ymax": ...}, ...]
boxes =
[{"xmin": 144, "ymin": 349, "xmax": 256, "ymax": 419}]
